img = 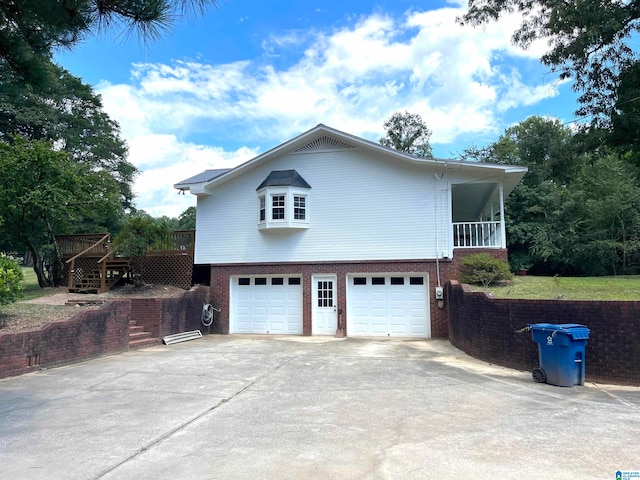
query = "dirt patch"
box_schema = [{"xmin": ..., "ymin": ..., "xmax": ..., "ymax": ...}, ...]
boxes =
[{"xmin": 0, "ymin": 284, "xmax": 187, "ymax": 334}]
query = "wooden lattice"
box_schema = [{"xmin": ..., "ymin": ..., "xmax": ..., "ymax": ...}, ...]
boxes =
[
  {"xmin": 59, "ymin": 230, "xmax": 195, "ymax": 292},
  {"xmin": 137, "ymin": 254, "xmax": 194, "ymax": 290}
]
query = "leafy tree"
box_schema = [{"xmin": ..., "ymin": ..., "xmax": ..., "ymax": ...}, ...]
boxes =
[
  {"xmin": 609, "ymin": 61, "xmax": 640, "ymax": 168},
  {"xmin": 460, "ymin": 0, "xmax": 640, "ymax": 125},
  {"xmin": 1, "ymin": 63, "xmax": 136, "ymax": 211},
  {"xmin": 379, "ymin": 111, "xmax": 433, "ymax": 157},
  {"xmin": 114, "ymin": 214, "xmax": 170, "ymax": 286},
  {"xmin": 0, "ymin": 0, "xmax": 219, "ymax": 88},
  {"xmin": 470, "ymin": 116, "xmax": 640, "ymax": 275},
  {"xmin": 568, "ymin": 153, "xmax": 640, "ymax": 275},
  {"xmin": 0, "ymin": 137, "xmax": 122, "ymax": 287},
  {"xmin": 178, "ymin": 206, "xmax": 196, "ymax": 230},
  {"xmin": 470, "ymin": 116, "xmax": 578, "ymax": 185}
]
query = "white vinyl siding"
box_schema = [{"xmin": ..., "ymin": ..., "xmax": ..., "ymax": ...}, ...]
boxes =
[{"xmin": 195, "ymin": 148, "xmax": 451, "ymax": 264}]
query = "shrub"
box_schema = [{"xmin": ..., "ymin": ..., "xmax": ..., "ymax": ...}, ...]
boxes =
[
  {"xmin": 0, "ymin": 253, "xmax": 24, "ymax": 304},
  {"xmin": 459, "ymin": 253, "xmax": 513, "ymax": 287}
]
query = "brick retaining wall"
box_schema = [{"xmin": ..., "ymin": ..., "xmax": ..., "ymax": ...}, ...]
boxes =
[
  {"xmin": 446, "ymin": 280, "xmax": 640, "ymax": 386},
  {"xmin": 0, "ymin": 286, "xmax": 210, "ymax": 379}
]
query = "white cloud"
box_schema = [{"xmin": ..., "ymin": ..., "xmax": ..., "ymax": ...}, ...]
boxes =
[
  {"xmin": 96, "ymin": 5, "xmax": 561, "ymax": 217},
  {"xmin": 125, "ymin": 133, "xmax": 258, "ymax": 217}
]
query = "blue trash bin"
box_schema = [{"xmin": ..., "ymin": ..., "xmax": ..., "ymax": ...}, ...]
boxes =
[{"xmin": 527, "ymin": 323, "xmax": 590, "ymax": 387}]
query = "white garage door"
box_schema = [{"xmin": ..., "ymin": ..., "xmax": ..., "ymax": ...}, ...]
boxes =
[
  {"xmin": 230, "ymin": 276, "xmax": 303, "ymax": 334},
  {"xmin": 347, "ymin": 274, "xmax": 430, "ymax": 338}
]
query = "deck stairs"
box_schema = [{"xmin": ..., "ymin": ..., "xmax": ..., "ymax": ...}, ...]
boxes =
[{"xmin": 68, "ymin": 258, "xmax": 131, "ymax": 294}]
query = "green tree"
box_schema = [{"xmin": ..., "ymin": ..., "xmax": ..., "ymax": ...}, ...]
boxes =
[
  {"xmin": 568, "ymin": 153, "xmax": 640, "ymax": 275},
  {"xmin": 0, "ymin": 0, "xmax": 219, "ymax": 88},
  {"xmin": 1, "ymin": 63, "xmax": 136, "ymax": 212},
  {"xmin": 114, "ymin": 214, "xmax": 170, "ymax": 286},
  {"xmin": 379, "ymin": 111, "xmax": 433, "ymax": 157},
  {"xmin": 471, "ymin": 116, "xmax": 640, "ymax": 275},
  {"xmin": 460, "ymin": 0, "xmax": 640, "ymax": 125},
  {"xmin": 178, "ymin": 206, "xmax": 196, "ymax": 230},
  {"xmin": 0, "ymin": 137, "xmax": 122, "ymax": 287},
  {"xmin": 472, "ymin": 116, "xmax": 578, "ymax": 185},
  {"xmin": 609, "ymin": 61, "xmax": 640, "ymax": 168}
]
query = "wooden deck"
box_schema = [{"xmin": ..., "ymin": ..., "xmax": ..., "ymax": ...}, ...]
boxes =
[{"xmin": 58, "ymin": 231, "xmax": 195, "ymax": 293}]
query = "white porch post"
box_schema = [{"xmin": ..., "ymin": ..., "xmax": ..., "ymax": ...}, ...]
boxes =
[{"xmin": 499, "ymin": 182, "xmax": 506, "ymax": 248}]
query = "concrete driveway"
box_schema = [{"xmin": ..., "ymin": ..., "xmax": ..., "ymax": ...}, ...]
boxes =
[{"xmin": 1, "ymin": 336, "xmax": 639, "ymax": 480}]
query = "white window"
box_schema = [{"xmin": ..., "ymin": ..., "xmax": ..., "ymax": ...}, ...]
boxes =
[
  {"xmin": 257, "ymin": 188, "xmax": 309, "ymax": 230},
  {"xmin": 272, "ymin": 194, "xmax": 286, "ymax": 220},
  {"xmin": 293, "ymin": 195, "xmax": 306, "ymax": 220},
  {"xmin": 259, "ymin": 195, "xmax": 266, "ymax": 222}
]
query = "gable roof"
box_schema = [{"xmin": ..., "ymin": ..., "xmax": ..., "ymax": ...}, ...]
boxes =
[
  {"xmin": 175, "ymin": 124, "xmax": 528, "ymax": 196},
  {"xmin": 256, "ymin": 170, "xmax": 312, "ymax": 190}
]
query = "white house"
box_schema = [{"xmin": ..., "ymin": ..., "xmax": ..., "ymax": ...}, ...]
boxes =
[{"xmin": 175, "ymin": 124, "xmax": 527, "ymax": 338}]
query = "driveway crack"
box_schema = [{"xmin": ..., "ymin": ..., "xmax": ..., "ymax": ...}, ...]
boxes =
[{"xmin": 94, "ymin": 355, "xmax": 297, "ymax": 480}]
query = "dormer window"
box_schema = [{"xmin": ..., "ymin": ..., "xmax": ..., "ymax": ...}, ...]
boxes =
[{"xmin": 257, "ymin": 170, "xmax": 311, "ymax": 231}]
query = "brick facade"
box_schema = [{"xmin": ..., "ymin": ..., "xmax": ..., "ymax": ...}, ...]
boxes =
[
  {"xmin": 446, "ymin": 280, "xmax": 640, "ymax": 386},
  {"xmin": 0, "ymin": 286, "xmax": 210, "ymax": 379},
  {"xmin": 207, "ymin": 250, "xmax": 507, "ymax": 337}
]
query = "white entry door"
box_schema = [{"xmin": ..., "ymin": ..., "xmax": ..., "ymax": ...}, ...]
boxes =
[{"xmin": 312, "ymin": 275, "xmax": 337, "ymax": 335}]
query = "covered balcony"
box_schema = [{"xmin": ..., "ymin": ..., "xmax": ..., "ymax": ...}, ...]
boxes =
[{"xmin": 451, "ymin": 181, "xmax": 506, "ymax": 249}]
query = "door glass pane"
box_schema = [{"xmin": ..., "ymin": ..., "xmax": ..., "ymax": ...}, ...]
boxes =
[{"xmin": 317, "ymin": 280, "xmax": 334, "ymax": 307}]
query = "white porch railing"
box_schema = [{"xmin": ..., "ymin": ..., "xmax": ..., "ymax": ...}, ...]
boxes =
[{"xmin": 453, "ymin": 221, "xmax": 502, "ymax": 248}]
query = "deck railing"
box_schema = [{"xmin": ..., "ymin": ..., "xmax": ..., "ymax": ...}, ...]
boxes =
[
  {"xmin": 147, "ymin": 230, "xmax": 195, "ymax": 255},
  {"xmin": 453, "ymin": 221, "xmax": 502, "ymax": 248},
  {"xmin": 57, "ymin": 234, "xmax": 110, "ymax": 256}
]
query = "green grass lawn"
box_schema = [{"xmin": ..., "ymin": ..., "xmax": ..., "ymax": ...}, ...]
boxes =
[
  {"xmin": 20, "ymin": 267, "xmax": 49, "ymax": 301},
  {"xmin": 469, "ymin": 275, "xmax": 640, "ymax": 301}
]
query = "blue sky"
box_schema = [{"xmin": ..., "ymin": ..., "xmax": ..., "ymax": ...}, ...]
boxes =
[{"xmin": 55, "ymin": 0, "xmax": 580, "ymax": 217}]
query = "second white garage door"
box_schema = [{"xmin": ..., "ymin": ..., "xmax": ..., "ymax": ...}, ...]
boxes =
[
  {"xmin": 230, "ymin": 276, "xmax": 303, "ymax": 334},
  {"xmin": 347, "ymin": 274, "xmax": 430, "ymax": 338}
]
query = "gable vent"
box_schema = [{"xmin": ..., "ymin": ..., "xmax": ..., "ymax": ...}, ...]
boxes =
[{"xmin": 295, "ymin": 136, "xmax": 355, "ymax": 152}]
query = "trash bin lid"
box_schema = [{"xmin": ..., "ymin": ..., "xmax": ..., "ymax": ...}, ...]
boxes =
[{"xmin": 527, "ymin": 323, "xmax": 590, "ymax": 340}]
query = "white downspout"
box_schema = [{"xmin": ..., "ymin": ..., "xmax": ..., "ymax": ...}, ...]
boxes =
[{"xmin": 499, "ymin": 182, "xmax": 506, "ymax": 248}]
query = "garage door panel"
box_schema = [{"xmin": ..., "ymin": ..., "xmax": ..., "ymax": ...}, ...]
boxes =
[
  {"xmin": 371, "ymin": 322, "xmax": 389, "ymax": 334},
  {"xmin": 348, "ymin": 274, "xmax": 430, "ymax": 338},
  {"xmin": 270, "ymin": 306, "xmax": 285, "ymax": 315},
  {"xmin": 270, "ymin": 292, "xmax": 285, "ymax": 302},
  {"xmin": 353, "ymin": 324, "xmax": 370, "ymax": 334},
  {"xmin": 390, "ymin": 324, "xmax": 408, "ymax": 334},
  {"xmin": 269, "ymin": 321, "xmax": 285, "ymax": 332},
  {"xmin": 231, "ymin": 277, "xmax": 303, "ymax": 334}
]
